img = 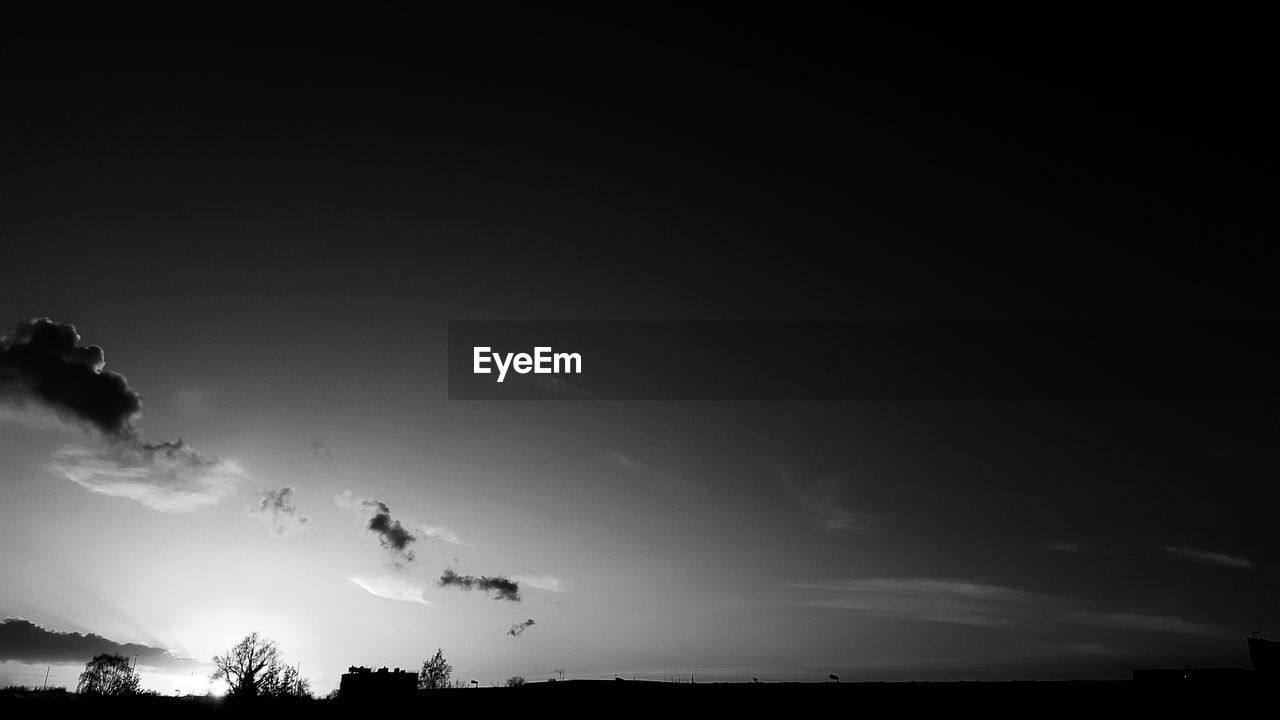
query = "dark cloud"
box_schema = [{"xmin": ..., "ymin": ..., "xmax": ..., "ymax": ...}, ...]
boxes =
[
  {"xmin": 364, "ymin": 499, "xmax": 417, "ymax": 565},
  {"xmin": 439, "ymin": 568, "xmax": 521, "ymax": 602},
  {"xmin": 0, "ymin": 618, "xmax": 199, "ymax": 669},
  {"xmin": 249, "ymin": 486, "xmax": 309, "ymax": 536},
  {"xmin": 1, "ymin": 319, "xmax": 244, "ymax": 512},
  {"xmin": 507, "ymin": 619, "xmax": 535, "ymax": 637},
  {"xmin": 0, "ymin": 319, "xmax": 141, "ymax": 439}
]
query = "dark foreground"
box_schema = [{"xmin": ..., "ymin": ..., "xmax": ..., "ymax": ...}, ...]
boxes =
[{"xmin": 4, "ymin": 679, "xmax": 1277, "ymax": 718}]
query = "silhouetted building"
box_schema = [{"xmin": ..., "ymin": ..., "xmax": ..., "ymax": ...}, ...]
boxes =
[
  {"xmin": 1247, "ymin": 634, "xmax": 1279, "ymax": 675},
  {"xmin": 340, "ymin": 666, "xmax": 417, "ymax": 697}
]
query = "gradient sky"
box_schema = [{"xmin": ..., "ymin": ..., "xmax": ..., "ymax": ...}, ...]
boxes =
[{"xmin": 1, "ymin": 13, "xmax": 1276, "ymax": 695}]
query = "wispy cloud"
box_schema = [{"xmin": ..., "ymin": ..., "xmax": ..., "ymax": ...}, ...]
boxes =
[
  {"xmin": 350, "ymin": 576, "xmax": 435, "ymax": 605},
  {"xmin": 526, "ymin": 374, "xmax": 600, "ymax": 399},
  {"xmin": 50, "ymin": 441, "xmax": 245, "ymax": 513},
  {"xmin": 1076, "ymin": 612, "xmax": 1223, "ymax": 635},
  {"xmin": 1163, "ymin": 546, "xmax": 1253, "ymax": 570},
  {"xmin": 605, "ymin": 452, "xmax": 639, "ymax": 469},
  {"xmin": 795, "ymin": 578, "xmax": 1224, "ymax": 636},
  {"xmin": 172, "ymin": 388, "xmax": 208, "ymax": 416},
  {"xmin": 418, "ymin": 524, "xmax": 465, "ymax": 546},
  {"xmin": 797, "ymin": 579, "xmax": 1044, "ymax": 627},
  {"xmin": 511, "ymin": 574, "xmax": 566, "ymax": 593},
  {"xmin": 507, "ymin": 619, "xmax": 535, "ymax": 637},
  {"xmin": 775, "ymin": 464, "xmax": 869, "ymax": 532},
  {"xmin": 249, "ymin": 486, "xmax": 309, "ymax": 536},
  {"xmin": 0, "ymin": 402, "xmax": 85, "ymax": 433}
]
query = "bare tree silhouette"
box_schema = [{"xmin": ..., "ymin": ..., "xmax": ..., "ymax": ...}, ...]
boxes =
[{"xmin": 210, "ymin": 632, "xmax": 311, "ymax": 698}]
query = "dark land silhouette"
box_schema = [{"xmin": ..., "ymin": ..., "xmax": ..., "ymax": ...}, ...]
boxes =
[
  {"xmin": 2, "ymin": 636, "xmax": 1278, "ymax": 718},
  {"xmin": 3, "ymin": 677, "xmax": 1279, "ymax": 719}
]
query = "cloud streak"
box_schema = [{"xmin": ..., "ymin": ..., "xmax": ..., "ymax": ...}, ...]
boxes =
[
  {"xmin": 796, "ymin": 578, "xmax": 1225, "ymax": 636},
  {"xmin": 775, "ymin": 464, "xmax": 869, "ymax": 533},
  {"xmin": 350, "ymin": 576, "xmax": 435, "ymax": 605},
  {"xmin": 439, "ymin": 568, "xmax": 521, "ymax": 602},
  {"xmin": 0, "ymin": 618, "xmax": 201, "ymax": 670},
  {"xmin": 1163, "ymin": 546, "xmax": 1253, "ymax": 570},
  {"xmin": 507, "ymin": 619, "xmax": 535, "ymax": 637},
  {"xmin": 511, "ymin": 574, "xmax": 565, "ymax": 593},
  {"xmin": 605, "ymin": 452, "xmax": 639, "ymax": 469}
]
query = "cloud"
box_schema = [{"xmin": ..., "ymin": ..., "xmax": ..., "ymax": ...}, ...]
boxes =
[
  {"xmin": 0, "ymin": 618, "xmax": 201, "ymax": 670},
  {"xmin": 418, "ymin": 524, "xmax": 465, "ymax": 546},
  {"xmin": 0, "ymin": 319, "xmax": 141, "ymax": 439},
  {"xmin": 605, "ymin": 452, "xmax": 639, "ymax": 469},
  {"xmin": 349, "ymin": 576, "xmax": 435, "ymax": 605},
  {"xmin": 510, "ymin": 574, "xmax": 565, "ymax": 593},
  {"xmin": 336, "ymin": 492, "xmax": 417, "ymax": 566},
  {"xmin": 1076, "ymin": 612, "xmax": 1223, "ymax": 635},
  {"xmin": 439, "ymin": 568, "xmax": 521, "ymax": 602},
  {"xmin": 172, "ymin": 388, "xmax": 207, "ymax": 416},
  {"xmin": 49, "ymin": 441, "xmax": 245, "ymax": 513},
  {"xmin": 249, "ymin": 486, "xmax": 309, "ymax": 536},
  {"xmin": 821, "ymin": 517, "xmax": 861, "ymax": 531},
  {"xmin": 0, "ymin": 402, "xmax": 85, "ymax": 433},
  {"xmin": 775, "ymin": 464, "xmax": 869, "ymax": 532},
  {"xmin": 797, "ymin": 578, "xmax": 1044, "ymax": 627},
  {"xmin": 1163, "ymin": 546, "xmax": 1253, "ymax": 570},
  {"xmin": 527, "ymin": 374, "xmax": 600, "ymax": 399},
  {"xmin": 507, "ymin": 619, "xmax": 535, "ymax": 637},
  {"xmin": 2, "ymin": 319, "xmax": 244, "ymax": 513},
  {"xmin": 366, "ymin": 500, "xmax": 416, "ymax": 566},
  {"xmin": 796, "ymin": 578, "xmax": 1224, "ymax": 636}
]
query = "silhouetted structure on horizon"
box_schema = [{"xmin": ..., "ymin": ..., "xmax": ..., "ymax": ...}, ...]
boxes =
[
  {"xmin": 339, "ymin": 666, "xmax": 416, "ymax": 697},
  {"xmin": 1247, "ymin": 634, "xmax": 1279, "ymax": 675},
  {"xmin": 1133, "ymin": 635, "xmax": 1279, "ymax": 682}
]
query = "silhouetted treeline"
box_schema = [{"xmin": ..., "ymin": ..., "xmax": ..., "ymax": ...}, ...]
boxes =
[{"xmin": 4, "ymin": 679, "xmax": 1279, "ymax": 719}]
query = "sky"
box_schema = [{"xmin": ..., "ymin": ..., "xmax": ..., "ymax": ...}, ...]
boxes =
[{"xmin": 1, "ymin": 12, "xmax": 1276, "ymax": 695}]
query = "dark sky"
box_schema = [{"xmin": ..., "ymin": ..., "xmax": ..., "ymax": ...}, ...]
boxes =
[{"xmin": 1, "ymin": 11, "xmax": 1276, "ymax": 691}]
